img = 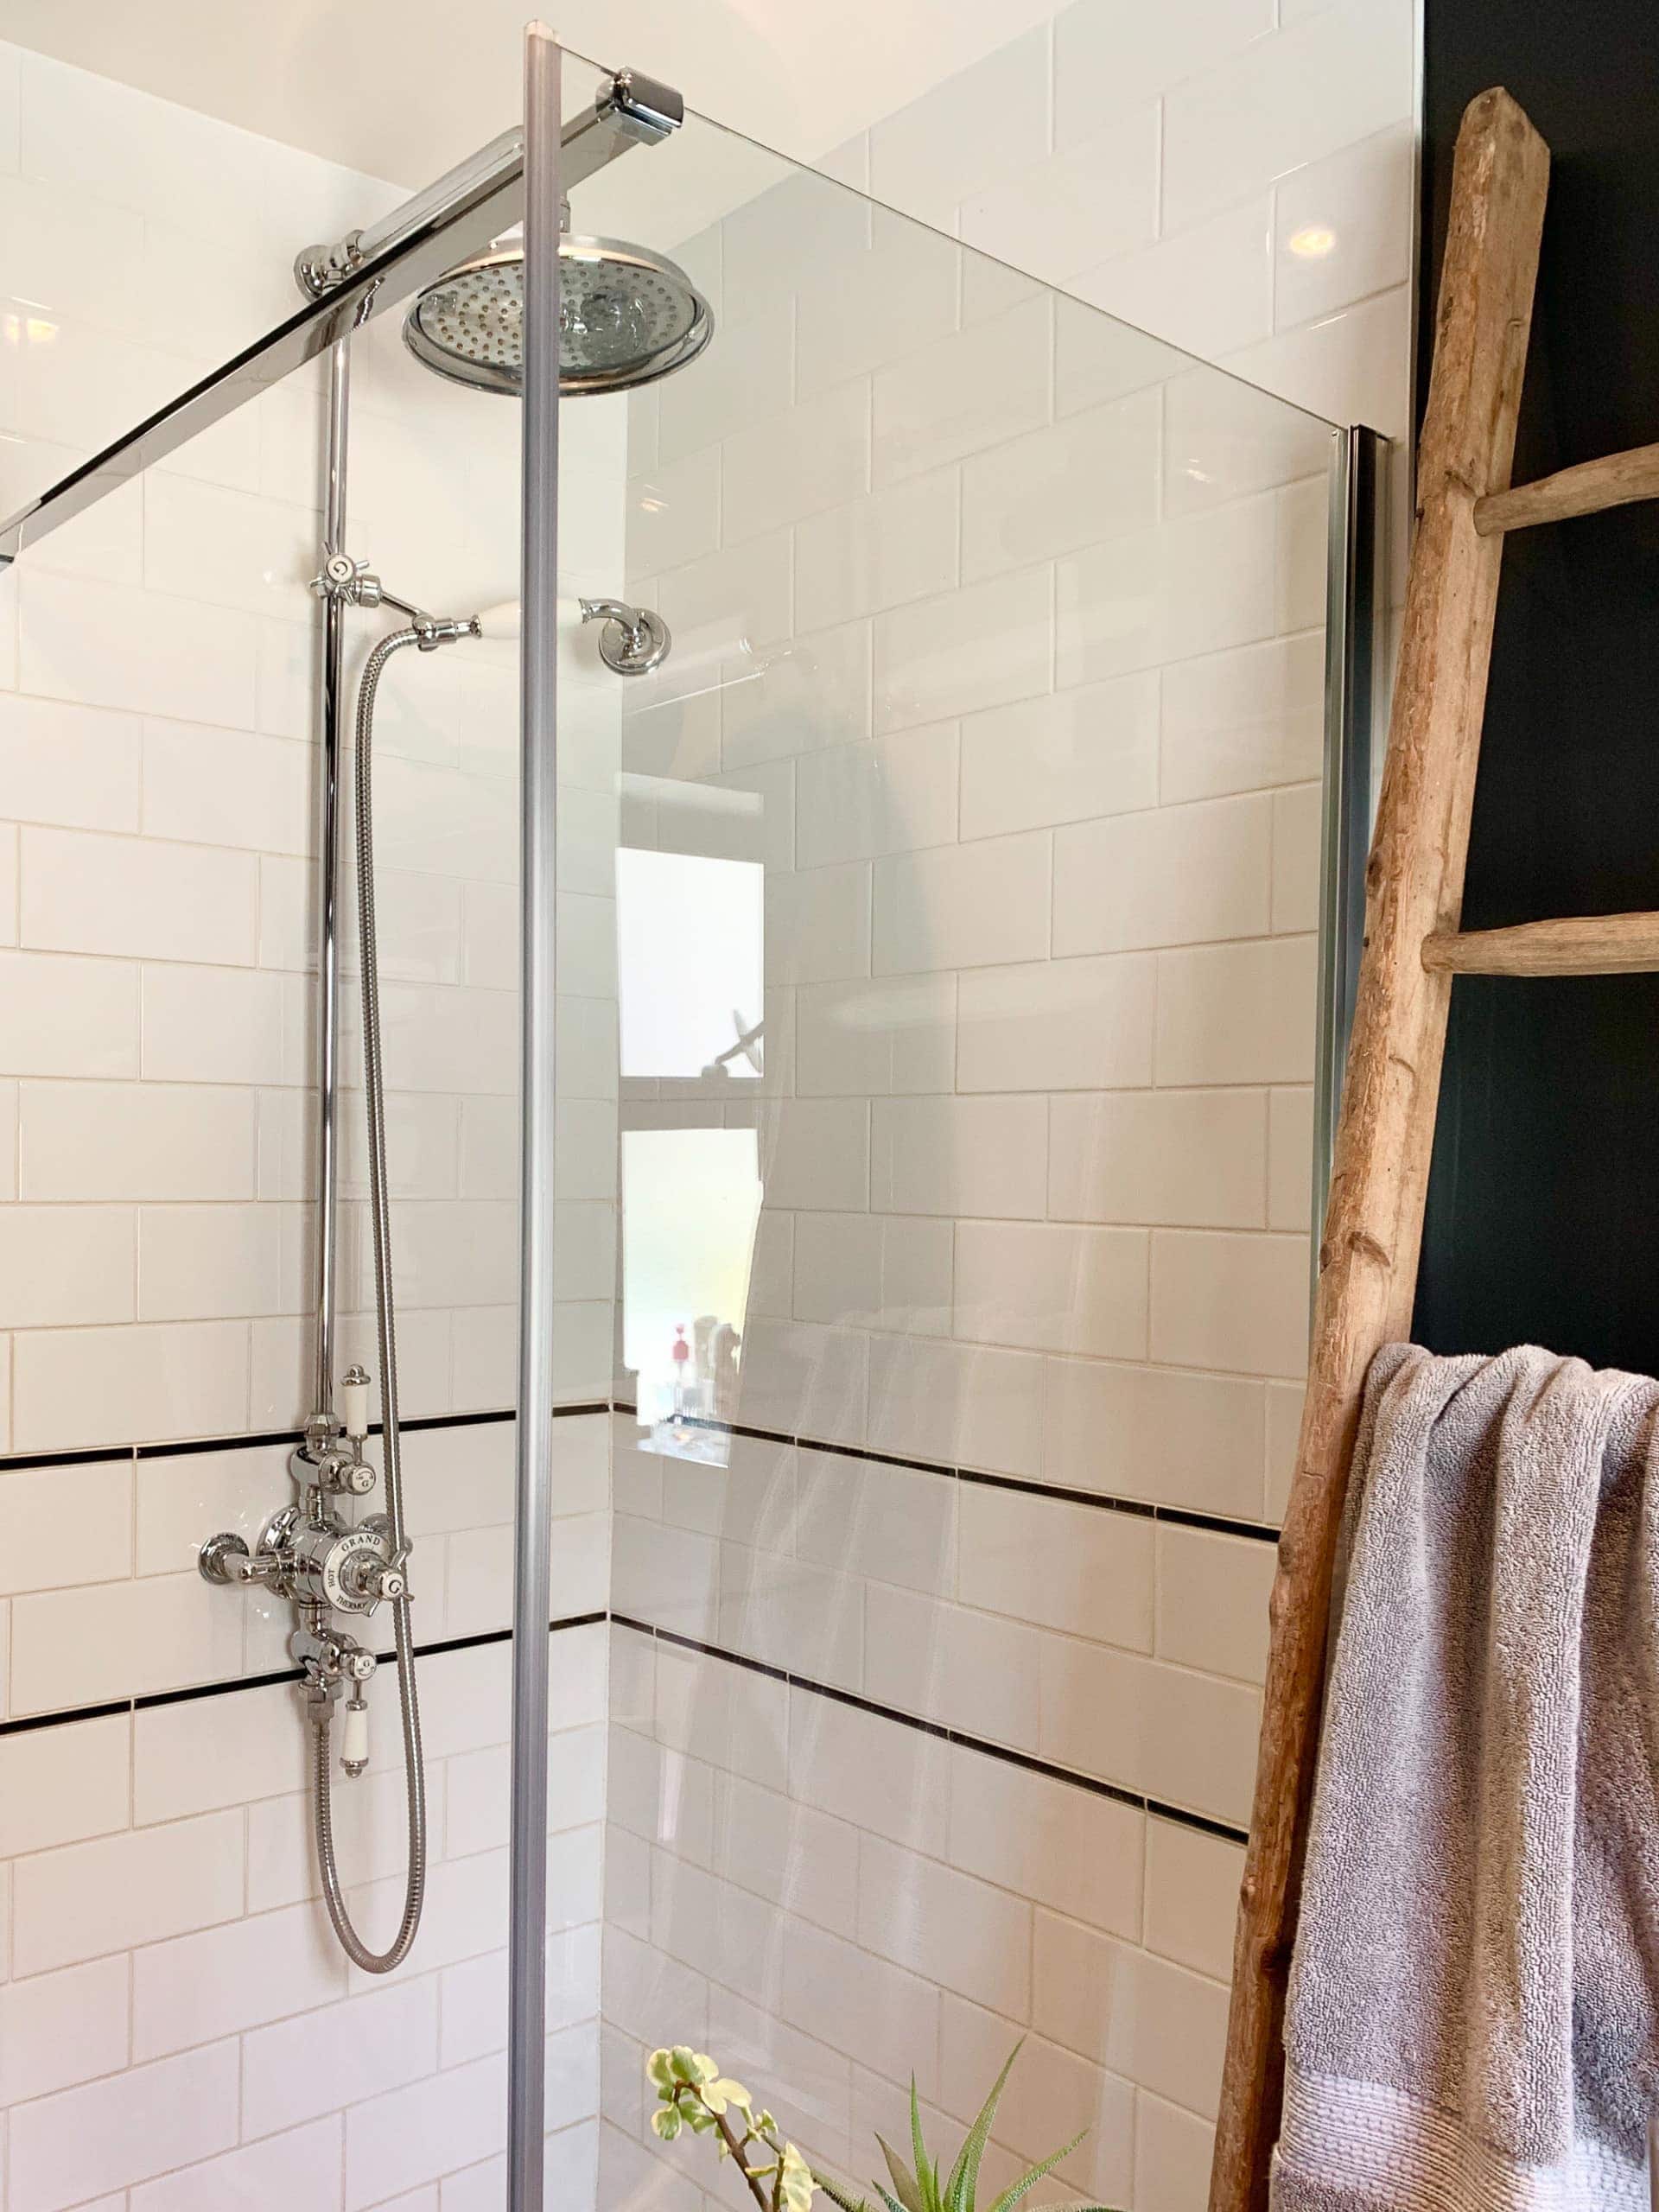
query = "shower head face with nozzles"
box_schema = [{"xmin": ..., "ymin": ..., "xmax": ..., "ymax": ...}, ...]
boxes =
[{"xmin": 403, "ymin": 237, "xmax": 714, "ymax": 397}]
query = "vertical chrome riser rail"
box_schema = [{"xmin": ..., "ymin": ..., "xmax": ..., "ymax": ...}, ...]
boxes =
[{"xmin": 509, "ymin": 22, "xmax": 563, "ymax": 2207}]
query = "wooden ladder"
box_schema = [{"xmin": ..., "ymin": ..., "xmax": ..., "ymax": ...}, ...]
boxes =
[{"xmin": 1209, "ymin": 82, "xmax": 1659, "ymax": 2211}]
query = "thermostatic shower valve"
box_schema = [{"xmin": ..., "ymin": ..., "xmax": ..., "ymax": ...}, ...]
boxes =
[{"xmin": 200, "ymin": 1503, "xmax": 409, "ymax": 1616}]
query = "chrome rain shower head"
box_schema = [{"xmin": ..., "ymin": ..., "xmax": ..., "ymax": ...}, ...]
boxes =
[{"xmin": 403, "ymin": 236, "xmax": 714, "ymax": 397}]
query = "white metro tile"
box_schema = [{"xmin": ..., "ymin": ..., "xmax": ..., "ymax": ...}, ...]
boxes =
[
  {"xmin": 871, "ymin": 1094, "xmax": 1047, "ymax": 1219},
  {"xmin": 1150, "ymin": 1229, "xmax": 1310, "ymax": 1377},
  {"xmin": 960, "ymin": 1479, "xmax": 1155, "ymax": 1652},
  {"xmin": 1052, "ymin": 0, "xmax": 1274, "ymax": 144},
  {"xmin": 0, "ymin": 1451, "xmax": 131, "ymax": 1590},
  {"xmin": 1045, "ymin": 1357, "xmax": 1268, "ymax": 1519},
  {"xmin": 13, "ymin": 1319, "xmax": 251, "ymax": 1452},
  {"xmin": 946, "ymin": 1738, "xmax": 1143, "ymax": 1937},
  {"xmin": 1160, "ymin": 631, "xmax": 1326, "ymax": 804},
  {"xmin": 10, "ymin": 1559, "xmax": 245, "ymax": 1707},
  {"xmin": 127, "ymin": 2115, "xmax": 345, "ymax": 2210},
  {"xmin": 1052, "ymin": 794, "xmax": 1272, "ymax": 955},
  {"xmin": 1268, "ymin": 1085, "xmax": 1315, "ymax": 1233},
  {"xmin": 20, "ymin": 825, "xmax": 256, "ymax": 963},
  {"xmin": 1137, "ymin": 2088, "xmax": 1218, "ymax": 2208},
  {"xmin": 873, "ymin": 300, "xmax": 1052, "ymax": 487},
  {"xmin": 1156, "ymin": 1521, "xmax": 1275, "ymax": 1684},
  {"xmin": 11, "ymin": 1806, "xmax": 244, "ymax": 1977},
  {"xmin": 131, "ymin": 1900, "xmax": 348, "ymax": 2060},
  {"xmin": 1077, "ymin": 199, "xmax": 1274, "ymax": 361},
  {"xmin": 1272, "ymin": 784, "xmax": 1322, "ymax": 934},
  {"xmin": 142, "ymin": 718, "xmax": 312, "ymax": 854},
  {"xmin": 8, "ymin": 2039, "xmax": 240, "ymax": 2212},
  {"xmin": 0, "ymin": 1952, "xmax": 130, "ymax": 2107},
  {"xmin": 796, "ymin": 724, "xmax": 960, "ymax": 873},
  {"xmin": 1032, "ymin": 1909, "xmax": 1229, "ymax": 2118},
  {"xmin": 962, "ymin": 109, "xmax": 1160, "ymax": 287},
  {"xmin": 858, "ymin": 1834, "xmax": 1033, "ymax": 2016},
  {"xmin": 866, "ymin": 1333, "xmax": 1044, "ymax": 1478},
  {"xmin": 0, "ymin": 694, "xmax": 142, "ymax": 830},
  {"xmin": 1155, "ymin": 936, "xmax": 1317, "ymax": 1085},
  {"xmin": 0, "ymin": 1711, "xmax": 130, "ymax": 1856},
  {"xmin": 959, "ymin": 674, "xmax": 1159, "ymax": 840},
  {"xmin": 794, "ymin": 469, "xmax": 959, "ymax": 633},
  {"xmin": 1048, "ymin": 1089, "xmax": 1268, "ymax": 1230},
  {"xmin": 721, "ymin": 379, "xmax": 871, "ymax": 549},
  {"xmin": 954, "ymin": 1220, "xmax": 1148, "ymax": 1360},
  {"xmin": 793, "ymin": 219, "xmax": 959, "ymax": 400},
  {"xmin": 874, "ymin": 832, "xmax": 1051, "ymax": 975},
  {"xmin": 1274, "ymin": 121, "xmax": 1414, "ymax": 329},
  {"xmin": 1145, "ymin": 1815, "xmax": 1248, "ymax": 1983},
  {"xmin": 957, "ymin": 954, "xmax": 1154, "ymax": 1093},
  {"xmin": 0, "ymin": 950, "xmax": 139, "ymax": 1076},
  {"xmin": 1161, "ymin": 0, "xmax": 1416, "ymax": 234},
  {"xmin": 794, "ymin": 975, "xmax": 956, "ymax": 1099},
  {"xmin": 1229, "ymin": 283, "xmax": 1413, "ymax": 442},
  {"xmin": 0, "ymin": 1205, "xmax": 134, "ymax": 1329},
  {"xmin": 868, "ymin": 29, "xmax": 1049, "ymax": 231},
  {"xmin": 1162, "ymin": 365, "xmax": 1333, "ymax": 518},
  {"xmin": 862, "ymin": 1581, "xmax": 1041, "ymax": 1750},
  {"xmin": 19, "ymin": 1079, "xmax": 255, "ymax": 1199},
  {"xmin": 874, "ymin": 565, "xmax": 1051, "ymax": 735},
  {"xmin": 345, "ymin": 2052, "xmax": 508, "ymax": 2209},
  {"xmin": 963, "ymin": 390, "xmax": 1164, "ymax": 582},
  {"xmin": 20, "ymin": 568, "xmax": 258, "ymax": 724},
  {"xmin": 1054, "ymin": 493, "xmax": 1282, "ymax": 687}
]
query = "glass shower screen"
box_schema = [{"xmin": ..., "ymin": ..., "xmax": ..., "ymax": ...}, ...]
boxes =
[{"xmin": 575, "ymin": 50, "xmax": 1372, "ymax": 2212}]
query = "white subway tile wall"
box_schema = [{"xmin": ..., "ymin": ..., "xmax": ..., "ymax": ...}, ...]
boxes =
[
  {"xmin": 0, "ymin": 34, "xmax": 619, "ymax": 2210},
  {"xmin": 601, "ymin": 0, "xmax": 1414, "ymax": 2197}
]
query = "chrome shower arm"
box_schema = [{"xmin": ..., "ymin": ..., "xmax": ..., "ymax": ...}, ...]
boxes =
[{"xmin": 295, "ymin": 67, "xmax": 683, "ymax": 299}]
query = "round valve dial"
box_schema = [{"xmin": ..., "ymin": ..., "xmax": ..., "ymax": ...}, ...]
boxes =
[{"xmin": 286, "ymin": 1518, "xmax": 401, "ymax": 1615}]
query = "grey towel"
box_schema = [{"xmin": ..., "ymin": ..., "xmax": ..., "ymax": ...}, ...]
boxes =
[{"xmin": 1272, "ymin": 1344, "xmax": 1659, "ymax": 2211}]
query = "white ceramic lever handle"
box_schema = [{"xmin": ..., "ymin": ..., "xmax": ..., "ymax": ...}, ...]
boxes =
[
  {"xmin": 339, "ymin": 1368, "xmax": 371, "ymax": 1440},
  {"xmin": 341, "ymin": 1697, "xmax": 370, "ymax": 1773}
]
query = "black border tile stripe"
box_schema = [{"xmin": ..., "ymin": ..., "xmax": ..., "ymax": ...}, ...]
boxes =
[
  {"xmin": 0, "ymin": 1606, "xmax": 1250, "ymax": 1847},
  {"xmin": 635, "ymin": 1410, "xmax": 1281, "ymax": 1546},
  {"xmin": 0, "ymin": 1398, "xmax": 615, "ymax": 1473},
  {"xmin": 0, "ymin": 1612, "xmax": 607, "ymax": 1739},
  {"xmin": 608, "ymin": 1613, "xmax": 1249, "ymax": 1847}
]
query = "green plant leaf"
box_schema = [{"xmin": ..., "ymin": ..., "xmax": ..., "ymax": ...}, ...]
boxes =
[
  {"xmin": 909, "ymin": 2079, "xmax": 941, "ymax": 2212},
  {"xmin": 810, "ymin": 2169, "xmax": 874, "ymax": 2212},
  {"xmin": 944, "ymin": 2039, "xmax": 1023, "ymax": 2212},
  {"xmin": 983, "ymin": 2132, "xmax": 1087, "ymax": 2212},
  {"xmin": 875, "ymin": 2135, "xmax": 925, "ymax": 2212}
]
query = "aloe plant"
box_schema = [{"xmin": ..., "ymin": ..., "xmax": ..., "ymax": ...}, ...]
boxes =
[{"xmin": 645, "ymin": 2037, "xmax": 1122, "ymax": 2212}]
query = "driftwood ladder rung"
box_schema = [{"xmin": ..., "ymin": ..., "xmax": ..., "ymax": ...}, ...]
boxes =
[
  {"xmin": 1422, "ymin": 911, "xmax": 1659, "ymax": 976},
  {"xmin": 1205, "ymin": 82, "xmax": 1608, "ymax": 2212},
  {"xmin": 1475, "ymin": 439, "xmax": 1659, "ymax": 534}
]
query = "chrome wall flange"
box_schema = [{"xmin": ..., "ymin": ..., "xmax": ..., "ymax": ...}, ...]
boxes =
[{"xmin": 579, "ymin": 595, "xmax": 671, "ymax": 675}]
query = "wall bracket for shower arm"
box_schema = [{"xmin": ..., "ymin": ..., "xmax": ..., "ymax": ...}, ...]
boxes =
[
  {"xmin": 310, "ymin": 551, "xmax": 480, "ymax": 648},
  {"xmin": 294, "ymin": 66, "xmax": 684, "ymax": 299}
]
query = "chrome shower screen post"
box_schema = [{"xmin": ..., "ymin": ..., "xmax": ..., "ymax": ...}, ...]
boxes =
[
  {"xmin": 312, "ymin": 335, "xmax": 351, "ymax": 1428},
  {"xmin": 509, "ymin": 22, "xmax": 562, "ymax": 2206},
  {"xmin": 1312, "ymin": 423, "xmax": 1386, "ymax": 1262}
]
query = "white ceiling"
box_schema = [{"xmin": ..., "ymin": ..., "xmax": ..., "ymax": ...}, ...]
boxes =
[{"xmin": 0, "ymin": 0, "xmax": 1052, "ymax": 188}]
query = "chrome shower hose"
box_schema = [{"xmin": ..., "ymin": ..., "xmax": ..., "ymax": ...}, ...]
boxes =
[{"xmin": 314, "ymin": 626, "xmax": 430, "ymax": 1974}]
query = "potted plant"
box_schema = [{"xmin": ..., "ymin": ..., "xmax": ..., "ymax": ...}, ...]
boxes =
[{"xmin": 645, "ymin": 2038, "xmax": 1122, "ymax": 2212}]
